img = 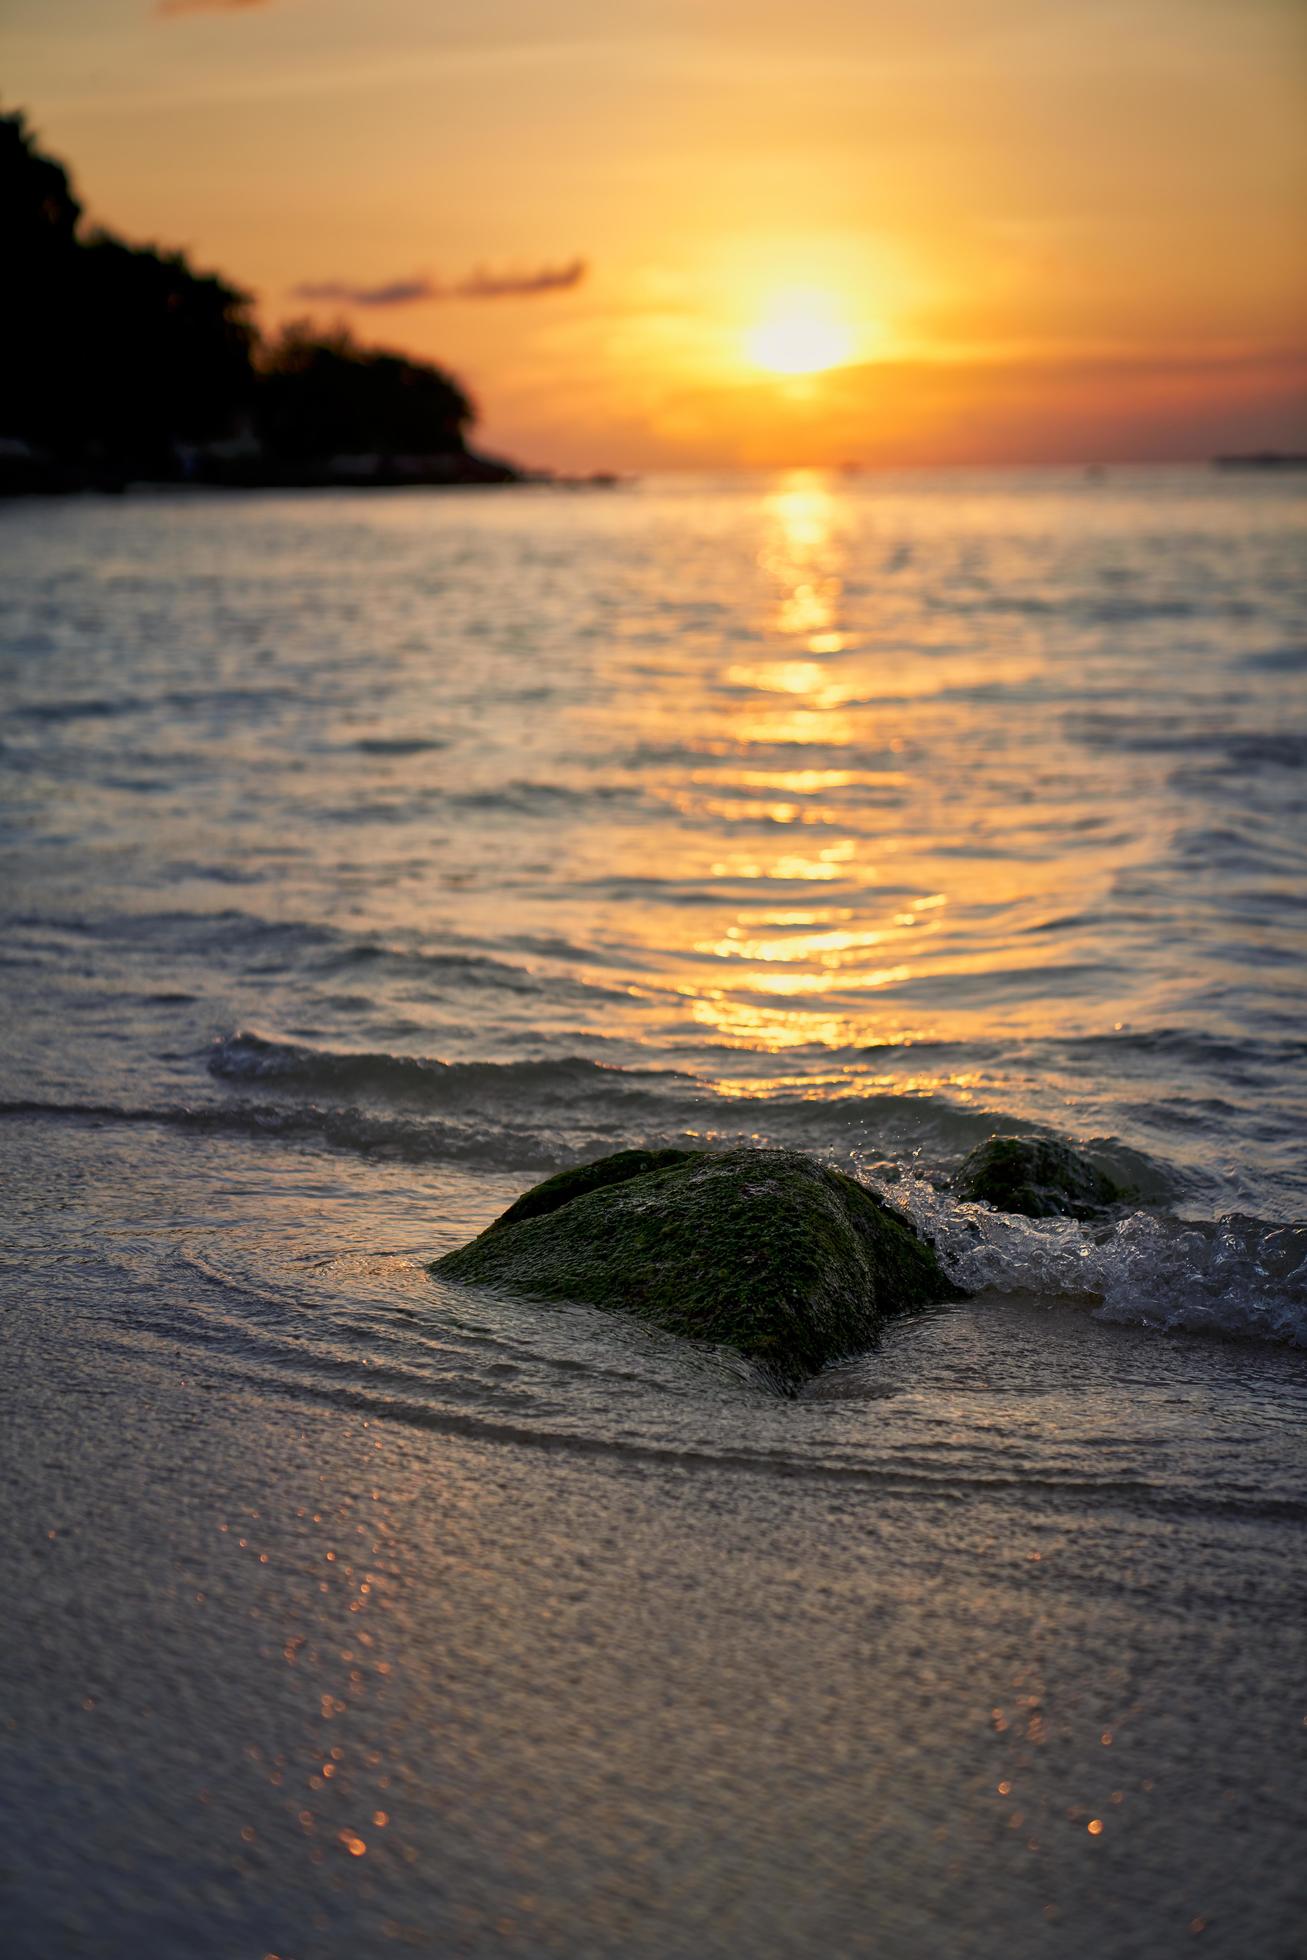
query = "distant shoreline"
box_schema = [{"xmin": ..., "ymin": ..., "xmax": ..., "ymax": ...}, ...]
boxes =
[
  {"xmin": 5, "ymin": 452, "xmax": 1304, "ymax": 500},
  {"xmin": 0, "ymin": 443, "xmax": 628, "ymax": 498},
  {"xmin": 1211, "ymin": 451, "xmax": 1307, "ymax": 471}
]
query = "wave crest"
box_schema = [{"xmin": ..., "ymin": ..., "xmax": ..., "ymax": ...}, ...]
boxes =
[{"xmin": 900, "ymin": 1177, "xmax": 1307, "ymax": 1347}]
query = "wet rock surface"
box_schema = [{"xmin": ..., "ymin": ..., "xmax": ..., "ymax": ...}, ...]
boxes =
[
  {"xmin": 954, "ymin": 1134, "xmax": 1131, "ymax": 1220},
  {"xmin": 433, "ymin": 1146, "xmax": 963, "ymax": 1392}
]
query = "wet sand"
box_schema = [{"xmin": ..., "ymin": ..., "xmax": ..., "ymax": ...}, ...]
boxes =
[{"xmin": 2, "ymin": 1128, "xmax": 1303, "ymax": 1959}]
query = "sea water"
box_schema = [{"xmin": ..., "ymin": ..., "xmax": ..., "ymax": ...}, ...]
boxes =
[{"xmin": 1, "ymin": 470, "xmax": 1304, "ymax": 1957}]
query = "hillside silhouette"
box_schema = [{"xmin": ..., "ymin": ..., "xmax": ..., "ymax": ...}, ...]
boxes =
[{"xmin": 0, "ymin": 111, "xmax": 521, "ymax": 492}]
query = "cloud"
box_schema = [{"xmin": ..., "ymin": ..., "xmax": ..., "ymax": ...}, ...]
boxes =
[
  {"xmin": 454, "ymin": 260, "xmax": 587, "ymax": 299},
  {"xmin": 291, "ymin": 260, "xmax": 587, "ymax": 307},
  {"xmin": 293, "ymin": 278, "xmax": 439, "ymax": 307},
  {"xmin": 157, "ymin": 0, "xmax": 271, "ymax": 16}
]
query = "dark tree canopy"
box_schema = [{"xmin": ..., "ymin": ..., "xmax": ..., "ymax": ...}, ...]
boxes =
[
  {"xmin": 1, "ymin": 111, "xmax": 257, "ymax": 465},
  {"xmin": 0, "ymin": 111, "xmax": 484, "ymax": 483},
  {"xmin": 2, "ymin": 111, "xmax": 86, "ymax": 453},
  {"xmin": 78, "ymin": 233, "xmax": 259, "ymax": 464},
  {"xmin": 258, "ymin": 323, "xmax": 473, "ymax": 461},
  {"xmin": 1, "ymin": 108, "xmax": 80, "ymax": 254}
]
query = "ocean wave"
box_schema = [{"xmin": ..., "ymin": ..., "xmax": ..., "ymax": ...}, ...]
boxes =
[
  {"xmin": 447, "ymin": 780, "xmax": 641, "ymax": 815},
  {"xmin": 12, "ymin": 695, "xmax": 139, "ymax": 723},
  {"xmin": 899, "ymin": 1177, "xmax": 1307, "ymax": 1348},
  {"xmin": 6, "ymin": 904, "xmax": 635, "ymax": 1001},
  {"xmin": 11, "ymin": 683, "xmax": 306, "ymax": 725},
  {"xmin": 202, "ymin": 1033, "xmax": 1191, "ymax": 1200},
  {"xmin": 4, "ymin": 1085, "xmax": 1298, "ymax": 1346},
  {"xmin": 1058, "ymin": 1026, "xmax": 1307, "ymax": 1068},
  {"xmin": 0, "ymin": 1055, "xmax": 1160, "ymax": 1205},
  {"xmin": 207, "ymin": 1029, "xmax": 686, "ymax": 1107},
  {"xmin": 201, "ymin": 1030, "xmax": 1057, "ymax": 1157},
  {"xmin": 0, "ymin": 1094, "xmax": 561, "ymax": 1169},
  {"xmin": 1239, "ymin": 644, "xmax": 1307, "ymax": 674},
  {"xmin": 348, "ymin": 735, "xmax": 448, "ymax": 755},
  {"xmin": 1068, "ymin": 715, "xmax": 1307, "ymax": 774}
]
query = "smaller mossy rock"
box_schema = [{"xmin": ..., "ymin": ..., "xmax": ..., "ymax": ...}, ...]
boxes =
[
  {"xmin": 432, "ymin": 1146, "xmax": 962, "ymax": 1393},
  {"xmin": 954, "ymin": 1134, "xmax": 1129, "ymax": 1220}
]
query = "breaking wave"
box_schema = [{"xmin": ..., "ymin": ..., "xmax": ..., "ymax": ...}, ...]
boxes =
[{"xmin": 6, "ymin": 1059, "xmax": 1303, "ymax": 1349}]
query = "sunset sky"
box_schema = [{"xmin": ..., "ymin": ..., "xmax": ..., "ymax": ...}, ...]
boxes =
[{"xmin": 7, "ymin": 0, "xmax": 1306, "ymax": 470}]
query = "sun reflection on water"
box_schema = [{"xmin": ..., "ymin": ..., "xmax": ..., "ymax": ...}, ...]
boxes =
[
  {"xmin": 757, "ymin": 478, "xmax": 845, "ymax": 646},
  {"xmin": 697, "ymin": 926, "xmax": 900, "ymax": 964},
  {"xmin": 532, "ymin": 472, "xmax": 1129, "ymax": 1060}
]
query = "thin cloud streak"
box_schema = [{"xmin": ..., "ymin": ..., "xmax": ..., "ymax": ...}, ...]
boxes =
[
  {"xmin": 293, "ymin": 279, "xmax": 439, "ymax": 307},
  {"xmin": 457, "ymin": 260, "xmax": 587, "ymax": 298},
  {"xmin": 292, "ymin": 260, "xmax": 588, "ymax": 306}
]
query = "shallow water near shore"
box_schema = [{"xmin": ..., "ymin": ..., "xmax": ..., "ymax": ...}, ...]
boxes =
[{"xmin": 1, "ymin": 469, "xmax": 1305, "ymax": 1956}]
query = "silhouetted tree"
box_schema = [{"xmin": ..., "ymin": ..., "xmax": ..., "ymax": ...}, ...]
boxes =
[
  {"xmin": 1, "ymin": 108, "xmax": 80, "ymax": 255},
  {"xmin": 1, "ymin": 112, "xmax": 494, "ymax": 486},
  {"xmin": 1, "ymin": 110, "xmax": 84, "ymax": 452},
  {"xmin": 1, "ymin": 110, "xmax": 256, "ymax": 468},
  {"xmin": 77, "ymin": 233, "xmax": 257, "ymax": 466},
  {"xmin": 258, "ymin": 322, "xmax": 474, "ymax": 461}
]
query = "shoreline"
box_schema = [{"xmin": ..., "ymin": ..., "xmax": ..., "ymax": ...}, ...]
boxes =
[
  {"xmin": 3, "ymin": 1108, "xmax": 1303, "ymax": 1959},
  {"xmin": 0, "ymin": 445, "xmax": 628, "ymax": 500}
]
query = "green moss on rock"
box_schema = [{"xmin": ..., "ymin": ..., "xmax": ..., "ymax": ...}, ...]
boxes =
[
  {"xmin": 487, "ymin": 1148, "xmax": 701, "ymax": 1234},
  {"xmin": 432, "ymin": 1146, "xmax": 963, "ymax": 1393},
  {"xmin": 954, "ymin": 1134, "xmax": 1130, "ymax": 1220}
]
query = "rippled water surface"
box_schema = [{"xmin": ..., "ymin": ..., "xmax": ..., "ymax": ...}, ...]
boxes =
[{"xmin": 1, "ymin": 470, "xmax": 1305, "ymax": 1958}]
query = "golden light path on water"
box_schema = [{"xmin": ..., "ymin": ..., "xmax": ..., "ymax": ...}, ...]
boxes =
[
  {"xmin": 4, "ymin": 463, "xmax": 1299, "ymax": 1210},
  {"xmin": 581, "ymin": 474, "xmax": 1075, "ymax": 1071}
]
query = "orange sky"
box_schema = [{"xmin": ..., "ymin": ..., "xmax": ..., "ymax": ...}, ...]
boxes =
[{"xmin": 8, "ymin": 0, "xmax": 1306, "ymax": 469}]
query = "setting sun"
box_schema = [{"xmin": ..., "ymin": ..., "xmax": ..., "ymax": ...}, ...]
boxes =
[{"xmin": 745, "ymin": 290, "xmax": 855, "ymax": 377}]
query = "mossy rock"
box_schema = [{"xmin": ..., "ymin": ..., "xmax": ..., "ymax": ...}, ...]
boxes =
[
  {"xmin": 432, "ymin": 1146, "xmax": 963, "ymax": 1393},
  {"xmin": 954, "ymin": 1134, "xmax": 1129, "ymax": 1220}
]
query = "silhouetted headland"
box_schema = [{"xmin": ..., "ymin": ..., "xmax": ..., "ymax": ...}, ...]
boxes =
[
  {"xmin": 1211, "ymin": 451, "xmax": 1307, "ymax": 470},
  {"xmin": 1, "ymin": 113, "xmax": 617, "ymax": 497}
]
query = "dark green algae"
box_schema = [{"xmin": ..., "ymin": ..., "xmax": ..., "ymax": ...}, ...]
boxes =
[{"xmin": 431, "ymin": 1146, "xmax": 963, "ymax": 1394}]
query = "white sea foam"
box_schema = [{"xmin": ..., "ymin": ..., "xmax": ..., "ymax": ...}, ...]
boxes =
[{"xmin": 899, "ymin": 1175, "xmax": 1307, "ymax": 1347}]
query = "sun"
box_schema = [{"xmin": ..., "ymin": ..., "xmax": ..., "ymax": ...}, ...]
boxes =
[{"xmin": 745, "ymin": 288, "xmax": 855, "ymax": 376}]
